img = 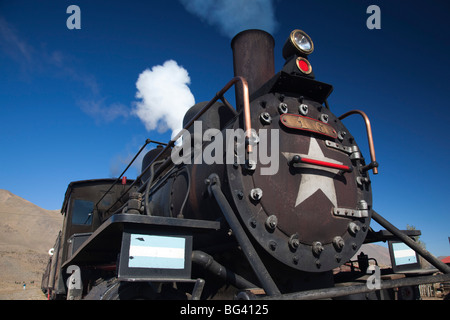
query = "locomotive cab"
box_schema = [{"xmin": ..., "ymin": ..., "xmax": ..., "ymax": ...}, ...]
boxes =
[
  {"xmin": 42, "ymin": 178, "xmax": 136, "ymax": 299},
  {"xmin": 60, "ymin": 179, "xmax": 135, "ymax": 261}
]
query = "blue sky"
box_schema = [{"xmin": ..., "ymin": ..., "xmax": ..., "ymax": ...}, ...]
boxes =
[{"xmin": 1, "ymin": 0, "xmax": 449, "ymax": 257}]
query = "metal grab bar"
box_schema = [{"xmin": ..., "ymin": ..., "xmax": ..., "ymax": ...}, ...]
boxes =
[{"xmin": 338, "ymin": 110, "xmax": 378, "ymax": 175}]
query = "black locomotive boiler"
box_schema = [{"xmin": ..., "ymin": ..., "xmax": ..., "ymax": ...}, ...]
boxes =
[{"xmin": 42, "ymin": 29, "xmax": 450, "ymax": 300}]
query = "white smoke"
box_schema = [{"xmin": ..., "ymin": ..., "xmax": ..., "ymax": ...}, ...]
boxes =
[
  {"xmin": 133, "ymin": 60, "xmax": 195, "ymax": 139},
  {"xmin": 179, "ymin": 0, "xmax": 278, "ymax": 38}
]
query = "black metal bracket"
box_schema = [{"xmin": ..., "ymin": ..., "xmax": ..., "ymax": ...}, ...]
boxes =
[{"xmin": 360, "ymin": 161, "xmax": 379, "ymax": 173}]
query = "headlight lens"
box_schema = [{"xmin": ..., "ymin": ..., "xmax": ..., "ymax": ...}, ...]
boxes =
[
  {"xmin": 293, "ymin": 31, "xmax": 312, "ymax": 52},
  {"xmin": 290, "ymin": 29, "xmax": 314, "ymax": 55}
]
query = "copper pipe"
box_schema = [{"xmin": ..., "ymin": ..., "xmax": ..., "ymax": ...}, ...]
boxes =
[
  {"xmin": 240, "ymin": 77, "xmax": 253, "ymax": 153},
  {"xmin": 338, "ymin": 110, "xmax": 378, "ymax": 174}
]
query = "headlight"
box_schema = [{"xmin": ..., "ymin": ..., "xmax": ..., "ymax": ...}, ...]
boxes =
[
  {"xmin": 283, "ymin": 29, "xmax": 314, "ymax": 59},
  {"xmin": 292, "ymin": 30, "xmax": 313, "ymax": 53}
]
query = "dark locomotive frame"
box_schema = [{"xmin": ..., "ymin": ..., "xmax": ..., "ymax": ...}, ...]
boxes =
[{"xmin": 41, "ymin": 29, "xmax": 450, "ymax": 300}]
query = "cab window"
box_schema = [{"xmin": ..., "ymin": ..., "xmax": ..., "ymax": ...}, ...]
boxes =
[{"xmin": 71, "ymin": 199, "xmax": 94, "ymax": 225}]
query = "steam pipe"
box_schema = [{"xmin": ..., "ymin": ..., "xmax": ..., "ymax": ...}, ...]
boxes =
[{"xmin": 192, "ymin": 251, "xmax": 257, "ymax": 290}]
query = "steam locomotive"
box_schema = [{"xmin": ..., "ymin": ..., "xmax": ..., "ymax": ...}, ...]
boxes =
[{"xmin": 41, "ymin": 29, "xmax": 450, "ymax": 300}]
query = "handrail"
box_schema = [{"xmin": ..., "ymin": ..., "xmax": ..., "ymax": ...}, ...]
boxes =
[
  {"xmin": 94, "ymin": 139, "xmax": 163, "ymax": 209},
  {"xmin": 338, "ymin": 110, "xmax": 378, "ymax": 175}
]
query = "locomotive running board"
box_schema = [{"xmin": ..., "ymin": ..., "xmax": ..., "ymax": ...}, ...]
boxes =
[{"xmin": 62, "ymin": 214, "xmax": 220, "ymax": 269}]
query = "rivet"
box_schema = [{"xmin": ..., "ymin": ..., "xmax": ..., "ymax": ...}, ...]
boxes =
[
  {"xmin": 332, "ymin": 236, "xmax": 345, "ymax": 251},
  {"xmin": 265, "ymin": 215, "xmax": 278, "ymax": 230},
  {"xmin": 348, "ymin": 222, "xmax": 360, "ymax": 236},
  {"xmin": 299, "ymin": 104, "xmax": 308, "ymax": 116},
  {"xmin": 338, "ymin": 131, "xmax": 347, "ymax": 141},
  {"xmin": 278, "ymin": 103, "xmax": 288, "ymax": 114},
  {"xmin": 269, "ymin": 240, "xmax": 277, "ymax": 251},
  {"xmin": 250, "ymin": 188, "xmax": 263, "ymax": 201},
  {"xmin": 289, "ymin": 234, "xmax": 300, "ymax": 250},
  {"xmin": 312, "ymin": 241, "xmax": 324, "ymax": 256},
  {"xmin": 260, "ymin": 112, "xmax": 272, "ymax": 124}
]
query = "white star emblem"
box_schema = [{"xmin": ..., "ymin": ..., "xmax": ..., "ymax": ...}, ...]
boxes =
[{"xmin": 282, "ymin": 138, "xmax": 342, "ymax": 207}]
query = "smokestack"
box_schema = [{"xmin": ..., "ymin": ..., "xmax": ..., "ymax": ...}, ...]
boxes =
[{"xmin": 231, "ymin": 29, "xmax": 275, "ymax": 110}]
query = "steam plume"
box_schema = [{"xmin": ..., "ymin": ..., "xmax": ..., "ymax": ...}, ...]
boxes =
[
  {"xmin": 133, "ymin": 60, "xmax": 195, "ymax": 139},
  {"xmin": 179, "ymin": 0, "xmax": 278, "ymax": 38}
]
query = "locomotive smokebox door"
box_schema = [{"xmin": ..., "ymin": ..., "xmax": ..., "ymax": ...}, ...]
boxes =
[
  {"xmin": 227, "ymin": 93, "xmax": 372, "ymax": 273},
  {"xmin": 118, "ymin": 228, "xmax": 192, "ymax": 282}
]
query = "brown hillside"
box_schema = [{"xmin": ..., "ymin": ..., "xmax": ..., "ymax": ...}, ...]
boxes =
[{"xmin": 0, "ymin": 189, "xmax": 63, "ymax": 300}]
